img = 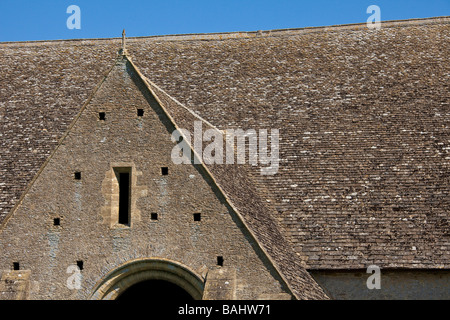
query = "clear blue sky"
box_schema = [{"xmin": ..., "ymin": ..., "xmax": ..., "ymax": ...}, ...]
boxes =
[{"xmin": 0, "ymin": 0, "xmax": 449, "ymax": 42}]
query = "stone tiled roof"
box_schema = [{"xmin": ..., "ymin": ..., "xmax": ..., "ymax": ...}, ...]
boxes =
[
  {"xmin": 142, "ymin": 73, "xmax": 328, "ymax": 299},
  {"xmin": 1, "ymin": 17, "xmax": 449, "ymax": 272},
  {"xmin": 0, "ymin": 40, "xmax": 118, "ymax": 221}
]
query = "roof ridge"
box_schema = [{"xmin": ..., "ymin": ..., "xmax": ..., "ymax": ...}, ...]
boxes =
[{"xmin": 1, "ymin": 16, "xmax": 448, "ymax": 45}]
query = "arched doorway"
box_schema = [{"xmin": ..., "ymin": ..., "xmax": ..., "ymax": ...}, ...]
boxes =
[
  {"xmin": 116, "ymin": 279, "xmax": 194, "ymax": 301},
  {"xmin": 89, "ymin": 258, "xmax": 205, "ymax": 300}
]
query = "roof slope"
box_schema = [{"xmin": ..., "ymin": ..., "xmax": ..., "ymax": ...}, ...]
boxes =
[
  {"xmin": 0, "ymin": 40, "xmax": 118, "ymax": 221},
  {"xmin": 129, "ymin": 17, "xmax": 450, "ymax": 269},
  {"xmin": 1, "ymin": 17, "xmax": 449, "ymax": 270},
  {"xmin": 140, "ymin": 73, "xmax": 327, "ymax": 299},
  {"xmin": 137, "ymin": 68, "xmax": 328, "ymax": 299}
]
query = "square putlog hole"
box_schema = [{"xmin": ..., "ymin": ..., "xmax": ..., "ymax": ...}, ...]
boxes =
[
  {"xmin": 99, "ymin": 112, "xmax": 106, "ymax": 121},
  {"xmin": 74, "ymin": 172, "xmax": 81, "ymax": 180},
  {"xmin": 13, "ymin": 262, "xmax": 20, "ymax": 271},
  {"xmin": 193, "ymin": 213, "xmax": 201, "ymax": 222},
  {"xmin": 161, "ymin": 167, "xmax": 169, "ymax": 176},
  {"xmin": 137, "ymin": 109, "xmax": 144, "ymax": 117},
  {"xmin": 151, "ymin": 213, "xmax": 158, "ymax": 221}
]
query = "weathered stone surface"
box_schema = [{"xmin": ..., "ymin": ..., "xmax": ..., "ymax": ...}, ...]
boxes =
[
  {"xmin": 203, "ymin": 267, "xmax": 236, "ymax": 300},
  {"xmin": 0, "ymin": 55, "xmax": 293, "ymax": 300},
  {"xmin": 128, "ymin": 17, "xmax": 450, "ymax": 270},
  {"xmin": 0, "ymin": 270, "xmax": 31, "ymax": 300},
  {"xmin": 0, "ymin": 17, "xmax": 449, "ymax": 300}
]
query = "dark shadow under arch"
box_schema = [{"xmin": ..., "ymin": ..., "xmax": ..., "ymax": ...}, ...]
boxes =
[{"xmin": 116, "ymin": 279, "xmax": 194, "ymax": 301}]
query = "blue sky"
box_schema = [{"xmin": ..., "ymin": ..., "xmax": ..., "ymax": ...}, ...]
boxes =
[{"xmin": 0, "ymin": 0, "xmax": 449, "ymax": 42}]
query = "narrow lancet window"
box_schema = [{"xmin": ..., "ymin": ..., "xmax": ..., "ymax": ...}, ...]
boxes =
[{"xmin": 118, "ymin": 172, "xmax": 131, "ymax": 225}]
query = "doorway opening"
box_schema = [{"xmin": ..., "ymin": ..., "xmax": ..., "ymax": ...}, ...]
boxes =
[{"xmin": 116, "ymin": 279, "xmax": 194, "ymax": 301}]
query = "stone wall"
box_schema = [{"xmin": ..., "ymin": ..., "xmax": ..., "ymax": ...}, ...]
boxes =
[{"xmin": 311, "ymin": 270, "xmax": 450, "ymax": 299}]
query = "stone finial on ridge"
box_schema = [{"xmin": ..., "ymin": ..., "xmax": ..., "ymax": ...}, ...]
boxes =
[{"xmin": 120, "ymin": 29, "xmax": 127, "ymax": 55}]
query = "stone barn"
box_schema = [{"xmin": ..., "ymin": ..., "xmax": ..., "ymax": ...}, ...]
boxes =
[{"xmin": 0, "ymin": 16, "xmax": 449, "ymax": 300}]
